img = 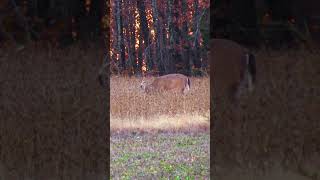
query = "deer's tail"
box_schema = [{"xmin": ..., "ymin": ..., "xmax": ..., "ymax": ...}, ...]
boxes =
[{"xmin": 248, "ymin": 53, "xmax": 256, "ymax": 84}]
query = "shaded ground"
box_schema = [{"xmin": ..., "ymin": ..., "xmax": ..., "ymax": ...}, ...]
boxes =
[{"xmin": 214, "ymin": 163, "xmax": 316, "ymax": 180}]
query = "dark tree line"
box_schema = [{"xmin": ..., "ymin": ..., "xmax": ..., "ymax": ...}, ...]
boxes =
[
  {"xmin": 110, "ymin": 0, "xmax": 210, "ymax": 76},
  {"xmin": 0, "ymin": 0, "xmax": 210, "ymax": 76},
  {"xmin": 213, "ymin": 0, "xmax": 320, "ymax": 47},
  {"xmin": 0, "ymin": 0, "xmax": 108, "ymax": 47}
]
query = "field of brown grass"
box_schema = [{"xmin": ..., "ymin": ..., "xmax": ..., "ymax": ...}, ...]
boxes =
[
  {"xmin": 2, "ymin": 41, "xmax": 319, "ymax": 179},
  {"xmin": 213, "ymin": 48, "xmax": 320, "ymax": 179},
  {"xmin": 110, "ymin": 76, "xmax": 210, "ymax": 178},
  {"xmin": 0, "ymin": 43, "xmax": 108, "ymax": 179},
  {"xmin": 110, "ymin": 76, "xmax": 210, "ymax": 133}
]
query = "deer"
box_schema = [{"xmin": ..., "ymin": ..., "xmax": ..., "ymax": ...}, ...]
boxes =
[
  {"xmin": 140, "ymin": 73, "xmax": 191, "ymax": 94},
  {"xmin": 209, "ymin": 38, "xmax": 256, "ymax": 104},
  {"xmin": 209, "ymin": 38, "xmax": 257, "ymax": 141}
]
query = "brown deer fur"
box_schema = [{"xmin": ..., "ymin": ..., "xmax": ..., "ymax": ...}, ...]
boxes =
[
  {"xmin": 140, "ymin": 74, "xmax": 191, "ymax": 94},
  {"xmin": 209, "ymin": 38, "xmax": 256, "ymax": 103}
]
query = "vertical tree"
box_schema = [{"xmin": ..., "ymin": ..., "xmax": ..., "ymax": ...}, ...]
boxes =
[
  {"xmin": 115, "ymin": 0, "xmax": 125, "ymax": 70},
  {"xmin": 137, "ymin": 24, "xmax": 143, "ymax": 75},
  {"xmin": 171, "ymin": 0, "xmax": 184, "ymax": 73},
  {"xmin": 192, "ymin": 0, "xmax": 202, "ymax": 71},
  {"xmin": 181, "ymin": 0, "xmax": 192, "ymax": 75},
  {"xmin": 151, "ymin": 0, "xmax": 164, "ymax": 74},
  {"xmin": 166, "ymin": 0, "xmax": 175, "ymax": 73},
  {"xmin": 137, "ymin": 0, "xmax": 153, "ymax": 70},
  {"xmin": 127, "ymin": 0, "xmax": 137, "ymax": 75},
  {"xmin": 88, "ymin": 0, "xmax": 104, "ymax": 40}
]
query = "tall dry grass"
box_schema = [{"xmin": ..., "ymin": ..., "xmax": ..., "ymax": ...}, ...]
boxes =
[
  {"xmin": 110, "ymin": 76, "xmax": 210, "ymax": 132},
  {"xmin": 213, "ymin": 48, "xmax": 320, "ymax": 177}
]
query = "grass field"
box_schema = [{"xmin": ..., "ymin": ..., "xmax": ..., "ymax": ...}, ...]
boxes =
[
  {"xmin": 111, "ymin": 133, "xmax": 209, "ymax": 179},
  {"xmin": 212, "ymin": 48, "xmax": 320, "ymax": 179},
  {"xmin": 110, "ymin": 76, "xmax": 210, "ymax": 179},
  {"xmin": 2, "ymin": 42, "xmax": 319, "ymax": 179},
  {"xmin": 110, "ymin": 76, "xmax": 210, "ymax": 132},
  {"xmin": 0, "ymin": 43, "xmax": 108, "ymax": 179}
]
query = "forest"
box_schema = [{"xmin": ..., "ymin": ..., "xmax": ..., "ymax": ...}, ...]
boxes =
[
  {"xmin": 0, "ymin": 0, "xmax": 210, "ymax": 76},
  {"xmin": 0, "ymin": 0, "xmax": 108, "ymax": 48},
  {"xmin": 110, "ymin": 0, "xmax": 210, "ymax": 76}
]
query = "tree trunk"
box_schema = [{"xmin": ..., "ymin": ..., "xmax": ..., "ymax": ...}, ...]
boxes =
[
  {"xmin": 192, "ymin": 0, "xmax": 202, "ymax": 70},
  {"xmin": 166, "ymin": 0, "xmax": 175, "ymax": 73},
  {"xmin": 137, "ymin": 0, "xmax": 153, "ymax": 71},
  {"xmin": 137, "ymin": 28, "xmax": 143, "ymax": 75},
  {"xmin": 181, "ymin": 0, "xmax": 192, "ymax": 75},
  {"xmin": 125, "ymin": 0, "xmax": 136, "ymax": 75},
  {"xmin": 171, "ymin": 0, "xmax": 183, "ymax": 73},
  {"xmin": 151, "ymin": 0, "xmax": 164, "ymax": 75},
  {"xmin": 89, "ymin": 0, "xmax": 103, "ymax": 40},
  {"xmin": 116, "ymin": 0, "xmax": 125, "ymax": 70},
  {"xmin": 75, "ymin": 0, "xmax": 89, "ymax": 41},
  {"xmin": 26, "ymin": 0, "xmax": 38, "ymax": 18}
]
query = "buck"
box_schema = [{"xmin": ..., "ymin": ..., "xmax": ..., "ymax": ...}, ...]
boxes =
[
  {"xmin": 140, "ymin": 74, "xmax": 191, "ymax": 94},
  {"xmin": 209, "ymin": 38, "xmax": 256, "ymax": 104}
]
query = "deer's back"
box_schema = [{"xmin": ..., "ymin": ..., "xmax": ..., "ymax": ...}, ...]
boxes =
[
  {"xmin": 209, "ymin": 39, "xmax": 249, "ymax": 98},
  {"xmin": 152, "ymin": 74, "xmax": 188, "ymax": 92}
]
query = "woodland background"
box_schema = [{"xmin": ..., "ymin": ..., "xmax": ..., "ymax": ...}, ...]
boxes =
[
  {"xmin": 2, "ymin": 0, "xmax": 320, "ymax": 75},
  {"xmin": 109, "ymin": 0, "xmax": 210, "ymax": 76}
]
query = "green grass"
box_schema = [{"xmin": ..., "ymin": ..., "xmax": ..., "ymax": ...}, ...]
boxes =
[{"xmin": 110, "ymin": 133, "xmax": 209, "ymax": 179}]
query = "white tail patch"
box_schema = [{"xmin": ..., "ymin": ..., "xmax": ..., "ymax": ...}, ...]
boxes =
[
  {"xmin": 183, "ymin": 80, "xmax": 190, "ymax": 94},
  {"xmin": 247, "ymin": 72, "xmax": 254, "ymax": 92},
  {"xmin": 209, "ymin": 38, "xmax": 256, "ymax": 102},
  {"xmin": 245, "ymin": 53, "xmax": 254, "ymax": 92}
]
